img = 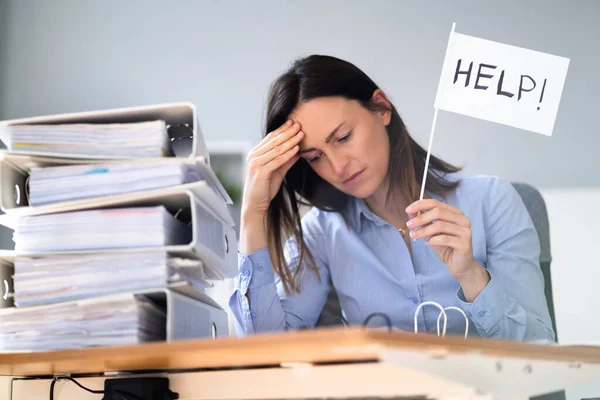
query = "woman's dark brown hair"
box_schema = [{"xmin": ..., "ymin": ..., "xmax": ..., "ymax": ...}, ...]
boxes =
[{"xmin": 265, "ymin": 55, "xmax": 461, "ymax": 295}]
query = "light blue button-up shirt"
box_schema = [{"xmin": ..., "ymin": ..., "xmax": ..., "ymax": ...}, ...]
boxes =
[{"xmin": 228, "ymin": 174, "xmax": 555, "ymax": 341}]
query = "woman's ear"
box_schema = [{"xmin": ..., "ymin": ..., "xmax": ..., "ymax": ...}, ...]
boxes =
[{"xmin": 371, "ymin": 89, "xmax": 392, "ymax": 126}]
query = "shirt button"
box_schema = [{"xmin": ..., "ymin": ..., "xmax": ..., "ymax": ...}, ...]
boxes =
[
  {"xmin": 467, "ymin": 312, "xmax": 472, "ymax": 318},
  {"xmin": 412, "ymin": 297, "xmax": 419, "ymax": 304},
  {"xmin": 257, "ymin": 264, "xmax": 264, "ymax": 272},
  {"xmin": 478, "ymin": 311, "xmax": 486, "ymax": 317},
  {"xmin": 251, "ymin": 312, "xmax": 257, "ymax": 319},
  {"xmin": 242, "ymin": 269, "xmax": 250, "ymax": 277}
]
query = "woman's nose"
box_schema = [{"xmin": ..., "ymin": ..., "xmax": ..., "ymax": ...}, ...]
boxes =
[{"xmin": 328, "ymin": 152, "xmax": 349, "ymax": 178}]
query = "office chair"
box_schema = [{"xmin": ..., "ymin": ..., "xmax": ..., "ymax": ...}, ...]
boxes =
[{"xmin": 511, "ymin": 182, "xmax": 558, "ymax": 338}]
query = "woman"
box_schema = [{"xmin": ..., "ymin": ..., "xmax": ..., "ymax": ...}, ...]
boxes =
[{"xmin": 228, "ymin": 55, "xmax": 554, "ymax": 341}]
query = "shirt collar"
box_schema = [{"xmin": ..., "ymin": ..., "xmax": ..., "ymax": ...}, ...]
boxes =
[
  {"xmin": 347, "ymin": 196, "xmax": 390, "ymax": 233},
  {"xmin": 345, "ymin": 171, "xmax": 462, "ymax": 232}
]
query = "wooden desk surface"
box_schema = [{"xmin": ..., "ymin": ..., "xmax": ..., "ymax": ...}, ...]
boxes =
[{"xmin": 0, "ymin": 327, "xmax": 598, "ymax": 377}]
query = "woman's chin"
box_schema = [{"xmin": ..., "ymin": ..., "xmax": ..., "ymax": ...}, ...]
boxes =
[{"xmin": 337, "ymin": 182, "xmax": 378, "ymax": 199}]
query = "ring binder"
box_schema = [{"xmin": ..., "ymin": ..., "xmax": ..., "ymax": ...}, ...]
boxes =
[
  {"xmin": 0, "ymin": 102, "xmax": 209, "ymax": 161},
  {"xmin": 0, "ymin": 153, "xmax": 233, "ymax": 215},
  {"xmin": 8, "ymin": 184, "xmax": 237, "ymax": 280},
  {"xmin": 0, "ymin": 252, "xmax": 15, "ymax": 309}
]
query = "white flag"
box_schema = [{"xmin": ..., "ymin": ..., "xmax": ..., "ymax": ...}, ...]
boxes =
[{"xmin": 434, "ymin": 32, "xmax": 570, "ymax": 136}]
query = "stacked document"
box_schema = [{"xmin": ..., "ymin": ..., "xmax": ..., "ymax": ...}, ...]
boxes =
[
  {"xmin": 0, "ymin": 293, "xmax": 166, "ymax": 351},
  {"xmin": 13, "ymin": 206, "xmax": 192, "ymax": 253},
  {"xmin": 0, "ymin": 104, "xmax": 234, "ymax": 351},
  {"xmin": 13, "ymin": 251, "xmax": 212, "ymax": 307},
  {"xmin": 4, "ymin": 120, "xmax": 170, "ymax": 158},
  {"xmin": 29, "ymin": 161, "xmax": 210, "ymax": 206}
]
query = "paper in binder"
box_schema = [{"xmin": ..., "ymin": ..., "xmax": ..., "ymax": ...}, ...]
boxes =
[
  {"xmin": 5, "ymin": 120, "xmax": 170, "ymax": 158},
  {"xmin": 0, "ymin": 157, "xmax": 234, "ymax": 226},
  {"xmin": 0, "ymin": 102, "xmax": 209, "ymax": 160},
  {"xmin": 13, "ymin": 251, "xmax": 213, "ymax": 307},
  {"xmin": 13, "ymin": 205, "xmax": 192, "ymax": 253},
  {"xmin": 0, "ymin": 292, "xmax": 167, "ymax": 351},
  {"xmin": 0, "ymin": 287, "xmax": 229, "ymax": 351},
  {"xmin": 6, "ymin": 184, "xmax": 238, "ymax": 280},
  {"xmin": 27, "ymin": 158, "xmax": 227, "ymax": 206}
]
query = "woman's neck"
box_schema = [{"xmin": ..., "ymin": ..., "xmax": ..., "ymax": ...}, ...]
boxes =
[{"xmin": 364, "ymin": 179, "xmax": 411, "ymax": 227}]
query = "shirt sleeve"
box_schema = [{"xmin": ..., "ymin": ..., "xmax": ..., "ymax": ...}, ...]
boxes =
[
  {"xmin": 228, "ymin": 212, "xmax": 331, "ymax": 336},
  {"xmin": 455, "ymin": 177, "xmax": 556, "ymax": 342}
]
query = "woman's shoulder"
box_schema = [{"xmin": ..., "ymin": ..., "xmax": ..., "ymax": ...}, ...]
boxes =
[
  {"xmin": 444, "ymin": 172, "xmax": 525, "ymax": 217},
  {"xmin": 449, "ymin": 173, "xmax": 517, "ymax": 200},
  {"xmin": 283, "ymin": 206, "xmax": 346, "ymax": 262},
  {"xmin": 300, "ymin": 206, "xmax": 346, "ymax": 235}
]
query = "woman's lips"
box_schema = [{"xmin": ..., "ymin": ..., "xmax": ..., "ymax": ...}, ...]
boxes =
[{"xmin": 343, "ymin": 169, "xmax": 365, "ymax": 185}]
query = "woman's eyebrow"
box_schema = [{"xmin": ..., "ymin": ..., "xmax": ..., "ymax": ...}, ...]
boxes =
[{"xmin": 299, "ymin": 122, "xmax": 345, "ymax": 154}]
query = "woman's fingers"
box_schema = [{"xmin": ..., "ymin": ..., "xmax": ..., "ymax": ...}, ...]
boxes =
[
  {"xmin": 262, "ymin": 145, "xmax": 301, "ymax": 173},
  {"xmin": 250, "ymin": 121, "xmax": 302, "ymax": 158},
  {"xmin": 254, "ymin": 129, "xmax": 304, "ymax": 166},
  {"xmin": 406, "ymin": 199, "xmax": 463, "ymax": 219},
  {"xmin": 407, "ymin": 206, "xmax": 471, "ymax": 230},
  {"xmin": 409, "ymin": 219, "xmax": 470, "ymax": 241},
  {"xmin": 424, "ymin": 234, "xmax": 464, "ymax": 250},
  {"xmin": 277, "ymin": 152, "xmax": 301, "ymax": 176}
]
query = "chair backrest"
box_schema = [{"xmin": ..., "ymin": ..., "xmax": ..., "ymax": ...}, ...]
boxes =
[
  {"xmin": 316, "ymin": 182, "xmax": 558, "ymax": 340},
  {"xmin": 511, "ymin": 182, "xmax": 558, "ymax": 340},
  {"xmin": 503, "ymin": 186, "xmax": 564, "ymax": 400},
  {"xmin": 315, "ymin": 283, "xmax": 344, "ymax": 327}
]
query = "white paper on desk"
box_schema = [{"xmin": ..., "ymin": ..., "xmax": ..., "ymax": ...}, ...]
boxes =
[
  {"xmin": 29, "ymin": 162, "xmax": 206, "ymax": 205},
  {"xmin": 5, "ymin": 120, "xmax": 170, "ymax": 158},
  {"xmin": 13, "ymin": 206, "xmax": 191, "ymax": 253}
]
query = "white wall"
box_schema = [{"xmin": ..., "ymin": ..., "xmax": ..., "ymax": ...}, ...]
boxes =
[
  {"xmin": 542, "ymin": 189, "xmax": 600, "ymax": 400},
  {"xmin": 0, "ymin": 0, "xmax": 598, "ymax": 188},
  {"xmin": 542, "ymin": 189, "xmax": 600, "ymax": 346}
]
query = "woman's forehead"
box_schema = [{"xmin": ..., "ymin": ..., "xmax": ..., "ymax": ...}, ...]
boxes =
[{"xmin": 290, "ymin": 97, "xmax": 357, "ymax": 138}]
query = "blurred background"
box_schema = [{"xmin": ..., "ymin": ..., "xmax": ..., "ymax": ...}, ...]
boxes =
[{"xmin": 0, "ymin": 1, "xmax": 598, "ymax": 397}]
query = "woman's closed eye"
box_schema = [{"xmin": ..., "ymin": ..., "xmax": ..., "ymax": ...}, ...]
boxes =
[
  {"xmin": 337, "ymin": 131, "xmax": 352, "ymax": 143},
  {"xmin": 308, "ymin": 152, "xmax": 323, "ymax": 163},
  {"xmin": 305, "ymin": 132, "xmax": 352, "ymax": 163}
]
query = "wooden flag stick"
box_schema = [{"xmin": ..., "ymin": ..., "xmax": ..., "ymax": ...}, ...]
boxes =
[
  {"xmin": 418, "ymin": 108, "xmax": 439, "ymax": 201},
  {"xmin": 419, "ymin": 22, "xmax": 456, "ymax": 202}
]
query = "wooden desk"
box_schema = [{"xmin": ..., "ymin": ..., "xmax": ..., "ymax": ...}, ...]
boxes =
[{"xmin": 1, "ymin": 327, "xmax": 599, "ymax": 400}]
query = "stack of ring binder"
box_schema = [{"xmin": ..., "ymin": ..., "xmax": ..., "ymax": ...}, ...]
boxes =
[{"xmin": 0, "ymin": 103, "xmax": 236, "ymax": 351}]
